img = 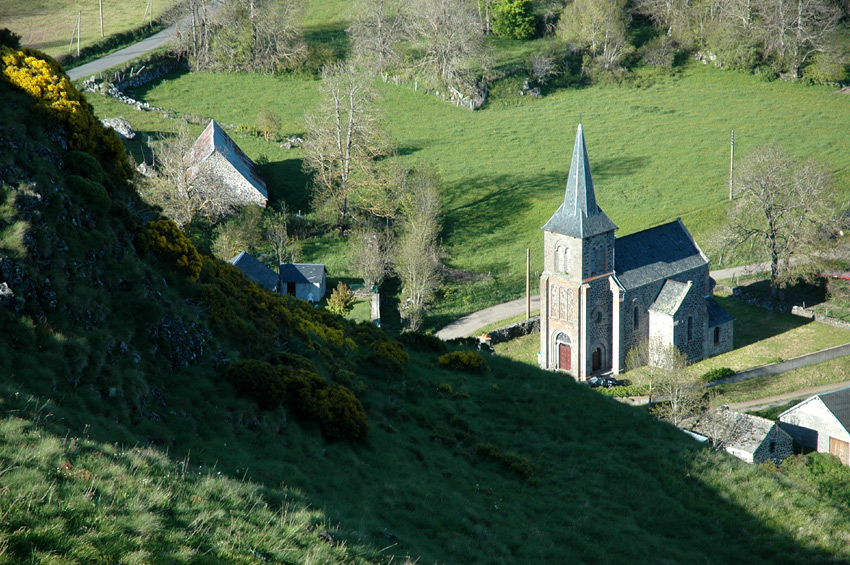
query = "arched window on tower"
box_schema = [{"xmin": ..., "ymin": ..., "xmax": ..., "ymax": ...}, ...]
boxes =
[
  {"xmin": 633, "ymin": 306, "xmax": 639, "ymax": 329},
  {"xmin": 714, "ymin": 326, "xmax": 720, "ymax": 346},
  {"xmin": 687, "ymin": 316, "xmax": 693, "ymax": 342},
  {"xmin": 563, "ymin": 248, "xmax": 570, "ymax": 273},
  {"xmin": 556, "ymin": 246, "xmax": 564, "ymax": 272}
]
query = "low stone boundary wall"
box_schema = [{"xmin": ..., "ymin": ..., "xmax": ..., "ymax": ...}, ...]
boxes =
[
  {"xmin": 791, "ymin": 305, "xmax": 850, "ymax": 331},
  {"xmin": 486, "ymin": 316, "xmax": 540, "ymax": 345},
  {"xmin": 707, "ymin": 342, "xmax": 850, "ymax": 387}
]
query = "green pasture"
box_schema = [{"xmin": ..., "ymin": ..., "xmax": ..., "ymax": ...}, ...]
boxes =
[
  {"xmin": 96, "ymin": 60, "xmax": 850, "ymax": 329},
  {"xmin": 3, "ymin": 0, "xmax": 180, "ymax": 58}
]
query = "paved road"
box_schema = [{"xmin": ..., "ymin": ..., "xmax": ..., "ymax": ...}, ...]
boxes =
[
  {"xmin": 435, "ymin": 261, "xmax": 772, "ymax": 340},
  {"xmin": 67, "ymin": 2, "xmax": 222, "ymax": 82}
]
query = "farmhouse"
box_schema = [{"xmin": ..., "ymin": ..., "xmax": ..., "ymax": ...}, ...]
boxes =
[
  {"xmin": 185, "ymin": 120, "xmax": 268, "ymax": 207},
  {"xmin": 539, "ymin": 125, "xmax": 734, "ymax": 378},
  {"xmin": 683, "ymin": 406, "xmax": 792, "ymax": 465},
  {"xmin": 227, "ymin": 251, "xmax": 279, "ymax": 292},
  {"xmin": 280, "ymin": 263, "xmax": 327, "ymax": 303},
  {"xmin": 780, "ymin": 386, "xmax": 850, "ymax": 464}
]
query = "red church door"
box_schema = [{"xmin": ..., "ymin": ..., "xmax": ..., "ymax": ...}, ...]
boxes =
[{"xmin": 559, "ymin": 343, "xmax": 571, "ymax": 371}]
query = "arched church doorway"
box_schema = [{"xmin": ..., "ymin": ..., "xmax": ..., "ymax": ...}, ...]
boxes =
[
  {"xmin": 555, "ymin": 333, "xmax": 571, "ymax": 372},
  {"xmin": 592, "ymin": 347, "xmax": 602, "ymax": 372}
]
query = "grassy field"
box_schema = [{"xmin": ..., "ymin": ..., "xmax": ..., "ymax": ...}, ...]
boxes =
[
  {"xmin": 715, "ymin": 358, "xmax": 850, "ymax": 404},
  {"xmin": 2, "ymin": 0, "xmax": 180, "ymax": 58},
  {"xmin": 86, "ymin": 57, "xmax": 850, "ymax": 331}
]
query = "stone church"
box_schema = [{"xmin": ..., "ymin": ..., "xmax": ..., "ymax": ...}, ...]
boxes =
[{"xmin": 539, "ymin": 125, "xmax": 734, "ymax": 379}]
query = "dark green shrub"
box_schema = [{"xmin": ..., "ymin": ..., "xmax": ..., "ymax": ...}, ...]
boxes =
[
  {"xmin": 438, "ymin": 351, "xmax": 488, "ymax": 374},
  {"xmin": 702, "ymin": 367, "xmax": 735, "ymax": 383},
  {"xmin": 65, "ymin": 175, "xmax": 111, "ymax": 213},
  {"xmin": 475, "ymin": 443, "xmax": 535, "ymax": 480},
  {"xmin": 367, "ymin": 340, "xmax": 410, "ymax": 372},
  {"xmin": 315, "ymin": 385, "xmax": 369, "ymax": 441},
  {"xmin": 398, "ymin": 332, "xmax": 447, "ymax": 354},
  {"xmin": 438, "ymin": 383, "xmax": 454, "ymax": 394},
  {"xmin": 64, "ymin": 150, "xmax": 107, "ymax": 185},
  {"xmin": 224, "ymin": 360, "xmax": 286, "ymax": 410},
  {"xmin": 138, "ymin": 220, "xmax": 203, "ymax": 281},
  {"xmin": 0, "ymin": 28, "xmax": 21, "ymax": 49},
  {"xmin": 595, "ymin": 384, "xmax": 648, "ymax": 398},
  {"xmin": 284, "ymin": 368, "xmax": 328, "ymax": 419},
  {"xmin": 803, "ymin": 52, "xmax": 849, "ymax": 85}
]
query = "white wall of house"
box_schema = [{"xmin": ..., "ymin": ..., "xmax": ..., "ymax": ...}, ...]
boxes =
[
  {"xmin": 294, "ymin": 280, "xmax": 325, "ymax": 303},
  {"xmin": 780, "ymin": 398, "xmax": 850, "ymax": 455}
]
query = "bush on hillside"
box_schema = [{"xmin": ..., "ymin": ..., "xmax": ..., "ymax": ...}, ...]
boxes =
[
  {"xmin": 367, "ymin": 340, "xmax": 410, "ymax": 372},
  {"xmin": 702, "ymin": 367, "xmax": 735, "ymax": 382},
  {"xmin": 315, "ymin": 385, "xmax": 369, "ymax": 441},
  {"xmin": 803, "ymin": 51, "xmax": 849, "ymax": 85},
  {"xmin": 438, "ymin": 351, "xmax": 488, "ymax": 374},
  {"xmin": 327, "ymin": 281, "xmax": 356, "ymax": 315},
  {"xmin": 0, "ymin": 29, "xmax": 21, "ymax": 49},
  {"xmin": 224, "ymin": 359, "xmax": 286, "ymax": 410},
  {"xmin": 65, "ymin": 175, "xmax": 111, "ymax": 214},
  {"xmin": 138, "ymin": 220, "xmax": 203, "ymax": 281},
  {"xmin": 492, "ymin": 0, "xmax": 536, "ymax": 40},
  {"xmin": 398, "ymin": 331, "xmax": 447, "ymax": 354}
]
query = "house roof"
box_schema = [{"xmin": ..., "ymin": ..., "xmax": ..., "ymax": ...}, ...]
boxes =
[
  {"xmin": 707, "ymin": 297, "xmax": 734, "ymax": 327},
  {"xmin": 614, "ymin": 219, "xmax": 708, "ymax": 290},
  {"xmin": 186, "ymin": 120, "xmax": 268, "ymax": 200},
  {"xmin": 228, "ymin": 251, "xmax": 279, "ymax": 291},
  {"xmin": 649, "ymin": 280, "xmax": 691, "ymax": 316},
  {"xmin": 779, "ymin": 386, "xmax": 850, "ymax": 433},
  {"xmin": 685, "ymin": 407, "xmax": 779, "ymax": 455},
  {"xmin": 281, "ymin": 263, "xmax": 326, "ymax": 285},
  {"xmin": 541, "ymin": 124, "xmax": 617, "ymax": 239}
]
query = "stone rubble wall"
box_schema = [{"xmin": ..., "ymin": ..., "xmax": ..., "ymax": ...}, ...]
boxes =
[{"xmin": 486, "ymin": 316, "xmax": 540, "ymax": 345}]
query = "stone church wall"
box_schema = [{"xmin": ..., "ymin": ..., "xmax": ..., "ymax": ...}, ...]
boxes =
[{"xmin": 671, "ymin": 284, "xmax": 706, "ymax": 362}]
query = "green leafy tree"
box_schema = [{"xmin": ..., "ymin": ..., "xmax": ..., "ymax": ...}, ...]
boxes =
[
  {"xmin": 257, "ymin": 109, "xmax": 281, "ymax": 141},
  {"xmin": 327, "ymin": 281, "xmax": 356, "ymax": 315},
  {"xmin": 492, "ymin": 0, "xmax": 535, "ymax": 40}
]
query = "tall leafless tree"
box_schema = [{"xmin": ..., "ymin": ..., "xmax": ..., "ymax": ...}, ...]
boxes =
[
  {"xmin": 302, "ymin": 63, "xmax": 390, "ymax": 233},
  {"xmin": 757, "ymin": 0, "xmax": 842, "ymax": 78},
  {"xmin": 407, "ymin": 0, "xmax": 488, "ymax": 90},
  {"xmin": 725, "ymin": 145, "xmax": 835, "ymax": 295},
  {"xmin": 348, "ymin": 0, "xmax": 407, "ymax": 72},
  {"xmin": 393, "ymin": 168, "xmax": 442, "ymax": 331},
  {"xmin": 350, "ymin": 228, "xmax": 392, "ymax": 289},
  {"xmin": 557, "ymin": 0, "xmax": 631, "ymax": 69}
]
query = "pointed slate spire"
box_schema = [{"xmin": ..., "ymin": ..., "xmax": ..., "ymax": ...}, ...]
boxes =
[{"xmin": 541, "ymin": 124, "xmax": 617, "ymax": 238}]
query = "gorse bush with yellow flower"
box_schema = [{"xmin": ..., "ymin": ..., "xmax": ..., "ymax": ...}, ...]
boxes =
[{"xmin": 0, "ymin": 46, "xmax": 132, "ymax": 182}]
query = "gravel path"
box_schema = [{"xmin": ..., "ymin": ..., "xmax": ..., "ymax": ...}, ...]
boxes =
[{"xmin": 728, "ymin": 380, "xmax": 850, "ymax": 413}]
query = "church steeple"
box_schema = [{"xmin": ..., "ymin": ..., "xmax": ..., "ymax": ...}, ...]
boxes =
[{"xmin": 541, "ymin": 124, "xmax": 617, "ymax": 238}]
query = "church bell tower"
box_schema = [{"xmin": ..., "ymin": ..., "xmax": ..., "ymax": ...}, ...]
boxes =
[{"xmin": 539, "ymin": 124, "xmax": 618, "ymax": 380}]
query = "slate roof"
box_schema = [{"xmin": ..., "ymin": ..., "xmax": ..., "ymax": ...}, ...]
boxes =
[
  {"xmin": 685, "ymin": 407, "xmax": 778, "ymax": 456},
  {"xmin": 614, "ymin": 219, "xmax": 708, "ymax": 290},
  {"xmin": 707, "ymin": 297, "xmax": 734, "ymax": 327},
  {"xmin": 649, "ymin": 280, "xmax": 691, "ymax": 316},
  {"xmin": 281, "ymin": 263, "xmax": 326, "ymax": 285},
  {"xmin": 818, "ymin": 386, "xmax": 850, "ymax": 431},
  {"xmin": 228, "ymin": 251, "xmax": 279, "ymax": 291},
  {"xmin": 186, "ymin": 120, "xmax": 268, "ymax": 200},
  {"xmin": 541, "ymin": 124, "xmax": 617, "ymax": 239}
]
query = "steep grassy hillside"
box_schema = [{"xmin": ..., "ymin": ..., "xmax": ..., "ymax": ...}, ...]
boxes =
[{"xmin": 7, "ymin": 46, "xmax": 850, "ymax": 564}]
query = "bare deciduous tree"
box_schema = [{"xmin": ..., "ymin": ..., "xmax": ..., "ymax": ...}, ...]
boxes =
[
  {"xmin": 302, "ymin": 63, "xmax": 389, "ymax": 233},
  {"xmin": 647, "ymin": 343, "xmax": 704, "ymax": 427},
  {"xmin": 140, "ymin": 124, "xmax": 239, "ymax": 227},
  {"xmin": 393, "ymin": 168, "xmax": 442, "ymax": 331},
  {"xmin": 407, "ymin": 0, "xmax": 488, "ymax": 90},
  {"xmin": 210, "ymin": 206, "xmax": 263, "ymax": 261},
  {"xmin": 757, "ymin": 0, "xmax": 842, "ymax": 78},
  {"xmin": 725, "ymin": 145, "xmax": 836, "ymax": 296},
  {"xmin": 177, "ymin": 0, "xmax": 306, "ymax": 73},
  {"xmin": 350, "ymin": 228, "xmax": 391, "ymax": 289},
  {"xmin": 348, "ymin": 0, "xmax": 407, "ymax": 72},
  {"xmin": 263, "ymin": 207, "xmax": 302, "ymax": 264},
  {"xmin": 557, "ymin": 0, "xmax": 631, "ymax": 69}
]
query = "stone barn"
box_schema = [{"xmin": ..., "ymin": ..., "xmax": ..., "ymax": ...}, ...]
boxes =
[
  {"xmin": 684, "ymin": 406, "xmax": 793, "ymax": 465},
  {"xmin": 539, "ymin": 124, "xmax": 734, "ymax": 379},
  {"xmin": 780, "ymin": 386, "xmax": 850, "ymax": 464},
  {"xmin": 280, "ymin": 263, "xmax": 327, "ymax": 303},
  {"xmin": 185, "ymin": 120, "xmax": 268, "ymax": 207}
]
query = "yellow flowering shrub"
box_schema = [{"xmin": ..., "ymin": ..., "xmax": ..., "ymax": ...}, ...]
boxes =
[{"xmin": 0, "ymin": 47, "xmax": 131, "ymax": 181}]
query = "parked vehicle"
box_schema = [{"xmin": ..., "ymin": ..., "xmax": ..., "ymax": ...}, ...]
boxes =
[{"xmin": 587, "ymin": 376, "xmax": 620, "ymax": 388}]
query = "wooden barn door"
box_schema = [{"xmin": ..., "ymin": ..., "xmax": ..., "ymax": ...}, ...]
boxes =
[
  {"xmin": 559, "ymin": 343, "xmax": 571, "ymax": 371},
  {"xmin": 830, "ymin": 437, "xmax": 850, "ymax": 465}
]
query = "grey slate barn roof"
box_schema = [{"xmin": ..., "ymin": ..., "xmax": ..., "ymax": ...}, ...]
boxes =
[
  {"xmin": 281, "ymin": 263, "xmax": 326, "ymax": 284},
  {"xmin": 186, "ymin": 120, "xmax": 268, "ymax": 200},
  {"xmin": 541, "ymin": 124, "xmax": 618, "ymax": 239},
  {"xmin": 649, "ymin": 280, "xmax": 691, "ymax": 316},
  {"xmin": 684, "ymin": 407, "xmax": 782, "ymax": 459},
  {"xmin": 228, "ymin": 251, "xmax": 279, "ymax": 291},
  {"xmin": 818, "ymin": 386, "xmax": 850, "ymax": 430},
  {"xmin": 614, "ymin": 219, "xmax": 708, "ymax": 290}
]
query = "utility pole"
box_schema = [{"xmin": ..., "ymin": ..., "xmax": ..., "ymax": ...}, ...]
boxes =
[
  {"xmin": 69, "ymin": 12, "xmax": 81, "ymax": 56},
  {"xmin": 729, "ymin": 130, "xmax": 734, "ymax": 201},
  {"xmin": 526, "ymin": 248, "xmax": 530, "ymax": 320},
  {"xmin": 99, "ymin": 0, "xmax": 104, "ymax": 37}
]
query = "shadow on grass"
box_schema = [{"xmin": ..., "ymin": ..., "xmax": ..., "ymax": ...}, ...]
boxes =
[
  {"xmin": 714, "ymin": 294, "xmax": 814, "ymax": 349},
  {"xmin": 259, "ymin": 157, "xmax": 310, "ymax": 211},
  {"xmin": 130, "ymin": 65, "xmax": 191, "ymax": 100}
]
